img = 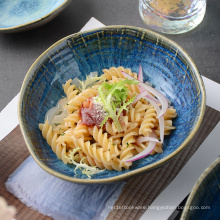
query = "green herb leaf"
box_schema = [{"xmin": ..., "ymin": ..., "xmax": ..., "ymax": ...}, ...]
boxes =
[
  {"xmin": 65, "ymin": 147, "xmax": 105, "ymax": 178},
  {"xmin": 98, "ymin": 79, "xmax": 138, "ymax": 132}
]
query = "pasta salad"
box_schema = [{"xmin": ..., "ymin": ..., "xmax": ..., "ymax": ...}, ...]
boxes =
[{"xmin": 39, "ymin": 66, "xmax": 177, "ymax": 176}]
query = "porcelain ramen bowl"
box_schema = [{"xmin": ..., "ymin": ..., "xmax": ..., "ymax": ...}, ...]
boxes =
[
  {"xmin": 0, "ymin": 0, "xmax": 72, "ymax": 33},
  {"xmin": 18, "ymin": 26, "xmax": 206, "ymax": 183}
]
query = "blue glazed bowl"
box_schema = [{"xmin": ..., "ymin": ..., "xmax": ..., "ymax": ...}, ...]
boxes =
[
  {"xmin": 18, "ymin": 26, "xmax": 206, "ymax": 183},
  {"xmin": 0, "ymin": 0, "xmax": 72, "ymax": 33},
  {"xmin": 181, "ymin": 158, "xmax": 220, "ymax": 220}
]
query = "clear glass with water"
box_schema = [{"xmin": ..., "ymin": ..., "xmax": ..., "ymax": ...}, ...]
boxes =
[{"xmin": 139, "ymin": 0, "xmax": 207, "ymax": 34}]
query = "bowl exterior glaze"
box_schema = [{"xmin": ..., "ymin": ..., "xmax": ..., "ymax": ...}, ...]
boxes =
[
  {"xmin": 181, "ymin": 158, "xmax": 220, "ymax": 220},
  {"xmin": 0, "ymin": 0, "xmax": 72, "ymax": 33},
  {"xmin": 19, "ymin": 26, "xmax": 206, "ymax": 183}
]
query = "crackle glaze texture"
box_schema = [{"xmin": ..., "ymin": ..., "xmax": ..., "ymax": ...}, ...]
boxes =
[
  {"xmin": 182, "ymin": 158, "xmax": 220, "ymax": 220},
  {"xmin": 19, "ymin": 26, "xmax": 205, "ymax": 183},
  {"xmin": 0, "ymin": 0, "xmax": 71, "ymax": 32}
]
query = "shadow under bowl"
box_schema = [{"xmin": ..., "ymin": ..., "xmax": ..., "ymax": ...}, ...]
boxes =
[{"xmin": 18, "ymin": 25, "xmax": 206, "ymax": 183}]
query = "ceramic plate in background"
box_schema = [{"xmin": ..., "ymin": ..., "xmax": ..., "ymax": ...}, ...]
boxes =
[
  {"xmin": 181, "ymin": 158, "xmax": 220, "ymax": 220},
  {"xmin": 0, "ymin": 0, "xmax": 72, "ymax": 33}
]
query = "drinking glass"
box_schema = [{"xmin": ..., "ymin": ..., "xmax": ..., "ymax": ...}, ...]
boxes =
[{"xmin": 139, "ymin": 0, "xmax": 207, "ymax": 34}]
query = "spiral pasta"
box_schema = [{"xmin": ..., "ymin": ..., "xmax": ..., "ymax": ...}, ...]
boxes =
[
  {"xmin": 65, "ymin": 88, "xmax": 98, "ymax": 113},
  {"xmin": 64, "ymin": 110, "xmax": 80, "ymax": 128},
  {"xmin": 39, "ymin": 120, "xmax": 69, "ymax": 164},
  {"xmin": 103, "ymin": 67, "xmax": 139, "ymax": 98},
  {"xmin": 75, "ymin": 138, "xmax": 128, "ymax": 171},
  {"xmin": 155, "ymin": 119, "xmax": 176, "ymax": 136},
  {"xmin": 139, "ymin": 104, "xmax": 157, "ymax": 136},
  {"xmin": 39, "ymin": 66, "xmax": 177, "ymax": 174},
  {"xmin": 88, "ymin": 126, "xmax": 120, "ymax": 158},
  {"xmin": 119, "ymin": 127, "xmax": 139, "ymax": 168},
  {"xmin": 62, "ymin": 79, "xmax": 79, "ymax": 101},
  {"xmin": 128, "ymin": 101, "xmax": 148, "ymax": 124}
]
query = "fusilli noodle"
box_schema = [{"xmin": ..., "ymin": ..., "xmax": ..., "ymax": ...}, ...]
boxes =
[{"xmin": 39, "ymin": 66, "xmax": 177, "ymax": 174}]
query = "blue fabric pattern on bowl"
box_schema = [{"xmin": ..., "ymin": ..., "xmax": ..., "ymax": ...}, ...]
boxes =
[{"xmin": 19, "ymin": 26, "xmax": 205, "ymax": 181}]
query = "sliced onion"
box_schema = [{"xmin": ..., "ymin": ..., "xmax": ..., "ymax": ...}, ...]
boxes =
[
  {"xmin": 132, "ymin": 90, "xmax": 164, "ymax": 143},
  {"xmin": 144, "ymin": 96, "xmax": 165, "ymax": 143},
  {"xmin": 71, "ymin": 71, "xmax": 99, "ymax": 91},
  {"xmin": 137, "ymin": 65, "xmax": 152, "ymax": 86},
  {"xmin": 133, "ymin": 91, "xmax": 148, "ymax": 103},
  {"xmin": 89, "ymin": 71, "xmax": 98, "ymax": 78},
  {"xmin": 57, "ymin": 97, "xmax": 68, "ymax": 109},
  {"xmin": 138, "ymin": 65, "xmax": 143, "ymax": 82},
  {"xmin": 138, "ymin": 65, "xmax": 144, "ymax": 93},
  {"xmin": 125, "ymin": 131, "xmax": 158, "ymax": 162},
  {"xmin": 72, "ymin": 77, "xmax": 82, "ymax": 90},
  {"xmin": 45, "ymin": 98, "xmax": 67, "ymax": 125},
  {"xmin": 121, "ymin": 71, "xmax": 168, "ymax": 118},
  {"xmin": 45, "ymin": 106, "xmax": 59, "ymax": 124},
  {"xmin": 136, "ymin": 136, "xmax": 159, "ymax": 145},
  {"xmin": 145, "ymin": 81, "xmax": 153, "ymax": 87},
  {"xmin": 137, "ymin": 82, "xmax": 168, "ymax": 118},
  {"xmin": 133, "ymin": 91, "xmax": 160, "ymax": 104},
  {"xmin": 52, "ymin": 108, "xmax": 68, "ymax": 124}
]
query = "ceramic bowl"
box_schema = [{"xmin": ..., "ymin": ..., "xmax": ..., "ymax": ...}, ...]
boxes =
[
  {"xmin": 18, "ymin": 26, "xmax": 206, "ymax": 183},
  {"xmin": 0, "ymin": 0, "xmax": 72, "ymax": 33},
  {"xmin": 181, "ymin": 158, "xmax": 220, "ymax": 219}
]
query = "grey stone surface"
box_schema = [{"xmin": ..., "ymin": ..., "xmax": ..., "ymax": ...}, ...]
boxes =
[{"xmin": 0, "ymin": 0, "xmax": 219, "ymax": 111}]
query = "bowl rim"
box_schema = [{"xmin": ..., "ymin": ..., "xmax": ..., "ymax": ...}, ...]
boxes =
[
  {"xmin": 180, "ymin": 158, "xmax": 220, "ymax": 219},
  {"xmin": 0, "ymin": 0, "xmax": 72, "ymax": 33},
  {"xmin": 18, "ymin": 25, "xmax": 206, "ymax": 183}
]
